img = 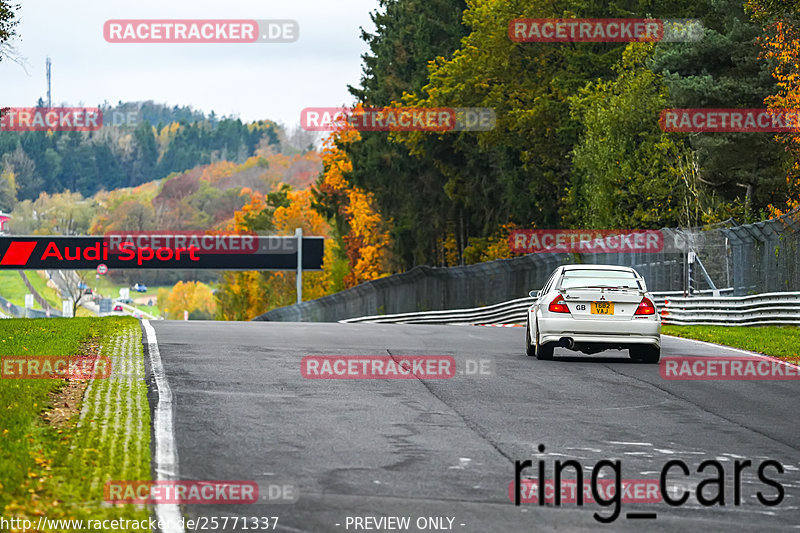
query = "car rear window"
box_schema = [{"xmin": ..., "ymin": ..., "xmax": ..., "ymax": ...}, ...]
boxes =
[{"xmin": 559, "ymin": 270, "xmax": 641, "ymax": 289}]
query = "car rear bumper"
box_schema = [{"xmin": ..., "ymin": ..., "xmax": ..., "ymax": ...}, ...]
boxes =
[{"xmin": 538, "ymin": 316, "xmax": 661, "ymax": 348}]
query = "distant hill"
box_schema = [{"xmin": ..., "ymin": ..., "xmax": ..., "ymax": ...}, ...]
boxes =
[{"xmin": 0, "ymin": 101, "xmax": 313, "ymax": 211}]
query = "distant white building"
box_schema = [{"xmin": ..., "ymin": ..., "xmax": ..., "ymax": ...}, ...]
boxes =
[{"xmin": 0, "ymin": 213, "xmax": 9, "ymax": 234}]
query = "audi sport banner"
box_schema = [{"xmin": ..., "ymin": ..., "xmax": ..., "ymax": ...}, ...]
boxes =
[{"xmin": 0, "ymin": 234, "xmax": 324, "ymax": 270}]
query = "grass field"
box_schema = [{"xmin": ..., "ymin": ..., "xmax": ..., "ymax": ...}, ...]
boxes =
[
  {"xmin": 663, "ymin": 325, "xmax": 800, "ymax": 361},
  {"xmin": 0, "ymin": 271, "xmax": 41, "ymax": 309},
  {"xmin": 26, "ymin": 271, "xmax": 64, "ymax": 309},
  {"xmin": 0, "ymin": 271, "xmax": 106, "ymax": 316},
  {"xmin": 0, "ymin": 317, "xmax": 151, "ymax": 526}
]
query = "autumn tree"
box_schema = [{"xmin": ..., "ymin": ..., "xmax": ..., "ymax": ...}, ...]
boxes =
[
  {"xmin": 0, "ymin": 168, "xmax": 16, "ymax": 212},
  {"xmin": 2, "ymin": 145, "xmax": 40, "ymax": 201},
  {"xmin": 747, "ymin": 0, "xmax": 800, "ymax": 215},
  {"xmin": 159, "ymin": 281, "xmax": 216, "ymax": 320},
  {"xmin": 215, "ymin": 184, "xmax": 344, "ymax": 320},
  {"xmin": 314, "ymin": 126, "xmax": 392, "ymax": 287},
  {"xmin": 343, "ymin": 0, "xmax": 468, "ymax": 268},
  {"xmin": 9, "ymin": 191, "xmax": 98, "ymax": 235},
  {"xmin": 106, "ymin": 200, "xmax": 156, "ymax": 232},
  {"xmin": 89, "ymin": 182, "xmax": 160, "ymax": 234}
]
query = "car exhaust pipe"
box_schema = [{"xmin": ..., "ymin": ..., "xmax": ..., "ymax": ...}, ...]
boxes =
[{"xmin": 559, "ymin": 337, "xmax": 575, "ymax": 349}]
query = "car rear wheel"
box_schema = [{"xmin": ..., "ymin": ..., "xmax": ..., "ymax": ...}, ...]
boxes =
[
  {"xmin": 525, "ymin": 323, "xmax": 535, "ymax": 357},
  {"xmin": 534, "ymin": 320, "xmax": 554, "ymax": 360},
  {"xmin": 630, "ymin": 345, "xmax": 660, "ymax": 363},
  {"xmin": 536, "ymin": 341, "xmax": 554, "ymax": 360}
]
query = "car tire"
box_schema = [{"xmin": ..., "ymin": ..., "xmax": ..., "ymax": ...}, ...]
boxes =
[
  {"xmin": 525, "ymin": 323, "xmax": 536, "ymax": 357},
  {"xmin": 534, "ymin": 321, "xmax": 554, "ymax": 360},
  {"xmin": 536, "ymin": 342, "xmax": 554, "ymax": 360},
  {"xmin": 630, "ymin": 345, "xmax": 660, "ymax": 363}
]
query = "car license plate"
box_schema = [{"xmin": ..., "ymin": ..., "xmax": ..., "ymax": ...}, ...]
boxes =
[{"xmin": 591, "ymin": 301, "xmax": 614, "ymax": 315}]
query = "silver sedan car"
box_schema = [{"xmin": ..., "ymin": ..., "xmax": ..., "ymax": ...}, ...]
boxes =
[{"xmin": 525, "ymin": 265, "xmax": 661, "ymax": 362}]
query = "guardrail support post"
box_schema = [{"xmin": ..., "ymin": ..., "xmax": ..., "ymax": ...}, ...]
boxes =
[{"xmin": 296, "ymin": 227, "xmax": 303, "ymax": 305}]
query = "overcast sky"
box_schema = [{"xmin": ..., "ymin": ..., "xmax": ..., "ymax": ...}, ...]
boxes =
[{"xmin": 0, "ymin": 0, "xmax": 379, "ymax": 129}]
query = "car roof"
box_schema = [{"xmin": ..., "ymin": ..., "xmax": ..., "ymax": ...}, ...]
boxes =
[{"xmin": 561, "ymin": 264, "xmax": 637, "ymax": 272}]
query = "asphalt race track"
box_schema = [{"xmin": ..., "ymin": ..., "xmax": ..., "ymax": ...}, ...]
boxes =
[{"xmin": 145, "ymin": 321, "xmax": 800, "ymax": 532}]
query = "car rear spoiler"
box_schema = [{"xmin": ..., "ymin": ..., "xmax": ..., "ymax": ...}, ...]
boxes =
[{"xmin": 558, "ymin": 284, "xmax": 647, "ymax": 296}]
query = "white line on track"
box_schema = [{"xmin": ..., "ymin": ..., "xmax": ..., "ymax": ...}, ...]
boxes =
[{"xmin": 142, "ymin": 319, "xmax": 185, "ymax": 533}]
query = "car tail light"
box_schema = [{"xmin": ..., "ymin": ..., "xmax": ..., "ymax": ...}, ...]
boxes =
[
  {"xmin": 634, "ymin": 297, "xmax": 656, "ymax": 315},
  {"xmin": 548, "ymin": 295, "xmax": 570, "ymax": 313}
]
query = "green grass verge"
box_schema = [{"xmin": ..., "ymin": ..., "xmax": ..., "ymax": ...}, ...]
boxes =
[
  {"xmin": 76, "ymin": 307, "xmax": 95, "ymax": 318},
  {"xmin": 0, "ymin": 271, "xmax": 41, "ymax": 309},
  {"xmin": 662, "ymin": 325, "xmax": 800, "ymax": 361},
  {"xmin": 0, "ymin": 317, "xmax": 151, "ymax": 527},
  {"xmin": 27, "ymin": 271, "xmax": 64, "ymax": 310}
]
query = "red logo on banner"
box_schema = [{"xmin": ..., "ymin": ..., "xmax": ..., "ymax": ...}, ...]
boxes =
[{"xmin": 0, "ymin": 241, "xmax": 37, "ymax": 266}]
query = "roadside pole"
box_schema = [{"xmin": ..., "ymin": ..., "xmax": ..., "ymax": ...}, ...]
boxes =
[{"xmin": 296, "ymin": 227, "xmax": 303, "ymax": 304}]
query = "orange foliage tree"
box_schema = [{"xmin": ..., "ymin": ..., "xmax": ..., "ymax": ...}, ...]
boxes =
[
  {"xmin": 748, "ymin": 0, "xmax": 800, "ymax": 216},
  {"xmin": 215, "ymin": 185, "xmax": 341, "ymax": 320},
  {"xmin": 314, "ymin": 124, "xmax": 392, "ymax": 287},
  {"xmin": 462, "ymin": 222, "xmax": 517, "ymax": 264},
  {"xmin": 158, "ymin": 281, "xmax": 216, "ymax": 320}
]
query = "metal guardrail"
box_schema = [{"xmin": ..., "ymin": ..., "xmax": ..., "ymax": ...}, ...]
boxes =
[
  {"xmin": 339, "ymin": 288, "xmax": 800, "ymax": 327},
  {"xmin": 18, "ymin": 271, "xmax": 60, "ymax": 315},
  {"xmin": 339, "ymin": 296, "xmax": 536, "ymax": 325},
  {"xmin": 659, "ymin": 292, "xmax": 800, "ymax": 326},
  {"xmin": 0, "ymin": 294, "xmax": 57, "ymax": 318}
]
